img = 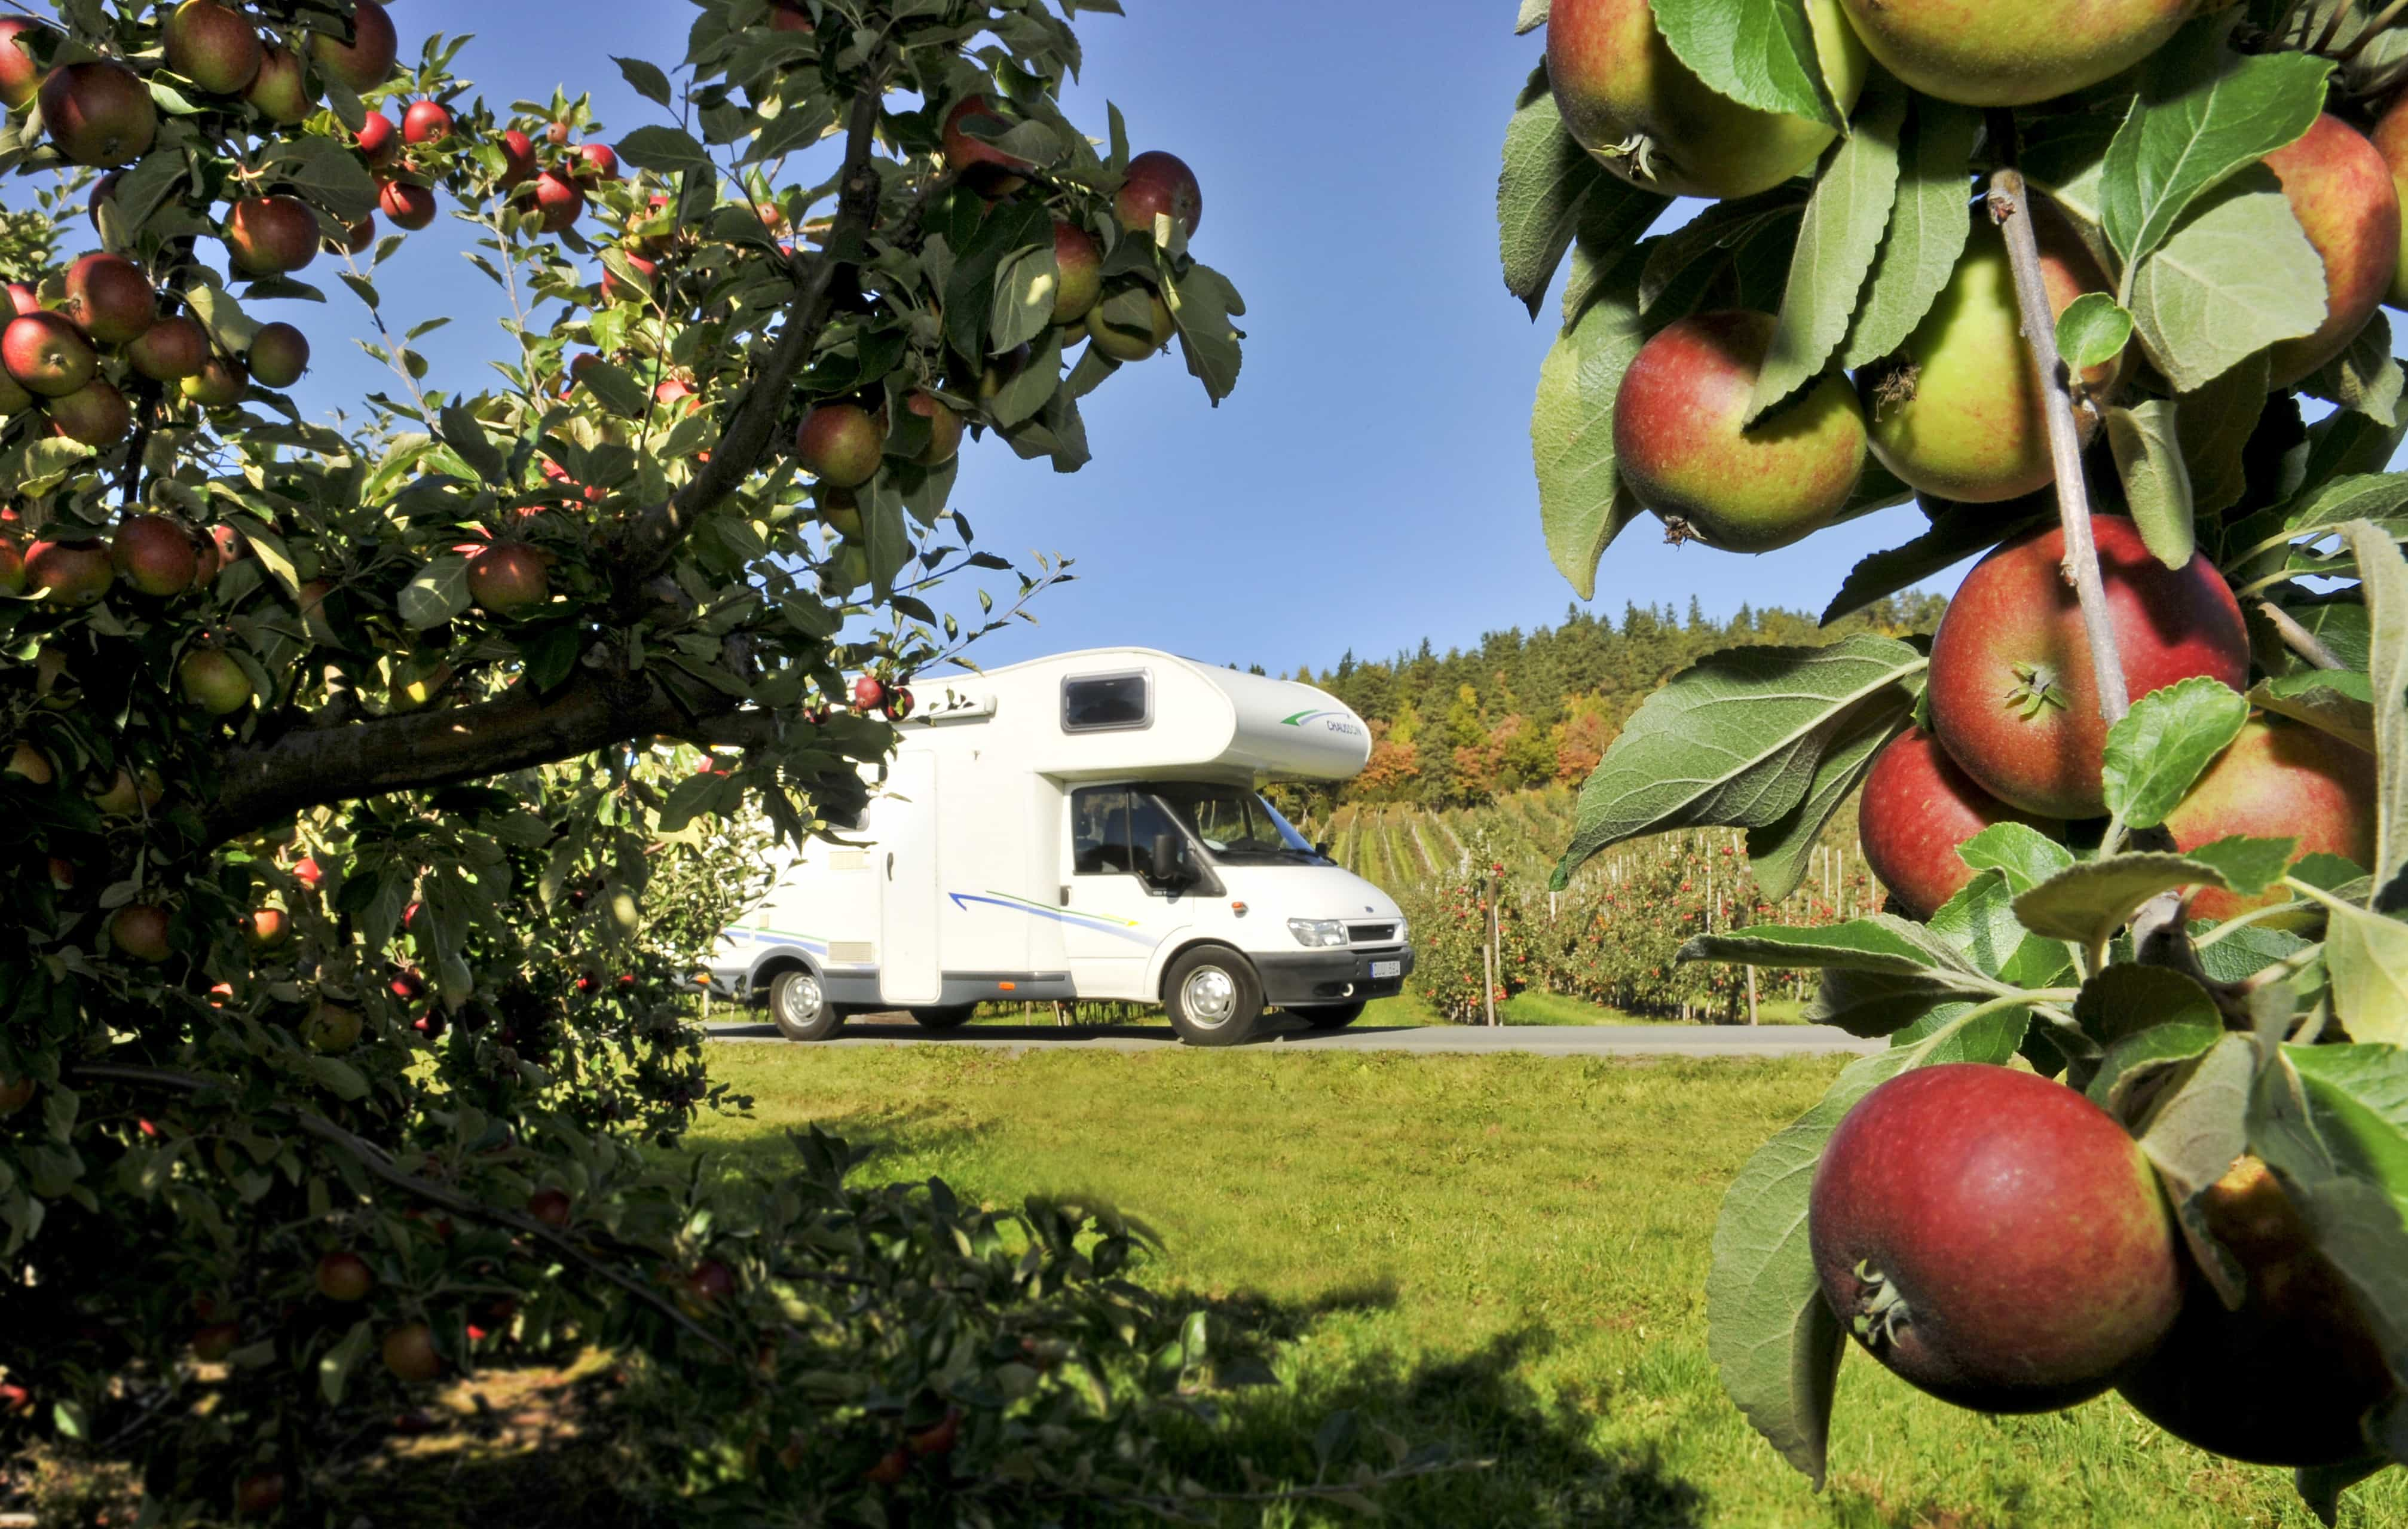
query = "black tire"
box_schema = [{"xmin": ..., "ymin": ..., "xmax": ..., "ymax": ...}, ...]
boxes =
[
  {"xmin": 908, "ymin": 1004, "xmax": 977, "ymax": 1031},
  {"xmin": 1162, "ymin": 946, "xmax": 1263, "ymax": 1047},
  {"xmin": 766, "ymin": 967, "xmax": 845, "ymax": 1042},
  {"xmin": 1290, "ymin": 1000, "xmax": 1366, "ymax": 1029}
]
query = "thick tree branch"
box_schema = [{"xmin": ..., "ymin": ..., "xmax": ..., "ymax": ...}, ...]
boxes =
[
  {"xmin": 1986, "ymin": 160, "xmax": 2133, "ymax": 726},
  {"xmin": 617, "ymin": 64, "xmax": 891, "ymax": 580}
]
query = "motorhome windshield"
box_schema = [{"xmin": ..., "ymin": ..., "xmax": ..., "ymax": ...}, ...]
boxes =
[{"xmin": 1149, "ymin": 782, "xmax": 1321, "ymax": 864}]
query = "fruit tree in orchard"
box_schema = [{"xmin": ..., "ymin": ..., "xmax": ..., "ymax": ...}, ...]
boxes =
[
  {"xmin": 0, "ymin": 0, "xmax": 1293, "ymax": 1521},
  {"xmin": 1502, "ymin": 0, "xmax": 2408, "ymax": 1517}
]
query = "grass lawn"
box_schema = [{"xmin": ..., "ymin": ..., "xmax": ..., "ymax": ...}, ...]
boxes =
[
  {"xmin": 694, "ymin": 1044, "xmax": 2404, "ymax": 1528},
  {"xmin": 902, "ymin": 988, "xmax": 1810, "ymax": 1031}
]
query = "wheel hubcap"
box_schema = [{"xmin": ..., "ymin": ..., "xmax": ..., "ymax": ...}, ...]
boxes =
[
  {"xmin": 778, "ymin": 974, "xmax": 824, "ymax": 1025},
  {"xmin": 1182, "ymin": 967, "xmax": 1237, "ymax": 1027}
]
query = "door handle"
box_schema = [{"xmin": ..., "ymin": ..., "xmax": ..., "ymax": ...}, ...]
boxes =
[{"xmin": 886, "ymin": 851, "xmax": 894, "ymax": 880}]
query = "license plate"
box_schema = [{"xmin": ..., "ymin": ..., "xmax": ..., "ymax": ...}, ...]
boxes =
[{"xmin": 1370, "ymin": 960, "xmax": 1401, "ymax": 979}]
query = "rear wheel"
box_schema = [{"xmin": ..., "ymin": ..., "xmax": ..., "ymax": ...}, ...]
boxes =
[
  {"xmin": 767, "ymin": 968, "xmax": 845, "ymax": 1043},
  {"xmin": 1163, "ymin": 946, "xmax": 1263, "ymax": 1047},
  {"xmin": 1290, "ymin": 1000, "xmax": 1366, "ymax": 1029},
  {"xmin": 908, "ymin": 1004, "xmax": 976, "ymax": 1031}
]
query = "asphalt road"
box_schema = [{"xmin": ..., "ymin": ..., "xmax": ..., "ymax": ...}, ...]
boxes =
[{"xmin": 703, "ymin": 1015, "xmax": 1883, "ymax": 1058}]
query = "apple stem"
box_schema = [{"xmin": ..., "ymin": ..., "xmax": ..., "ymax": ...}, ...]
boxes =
[
  {"xmin": 1986, "ymin": 166, "xmax": 2131, "ymax": 728},
  {"xmin": 2254, "ymin": 598, "xmax": 2346, "ymax": 670}
]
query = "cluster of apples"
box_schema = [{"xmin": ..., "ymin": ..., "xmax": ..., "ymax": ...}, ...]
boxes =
[
  {"xmin": 1552, "ymin": 0, "xmax": 2404, "ymax": 557},
  {"xmin": 790, "ymin": 91, "xmax": 1204, "ymax": 516}
]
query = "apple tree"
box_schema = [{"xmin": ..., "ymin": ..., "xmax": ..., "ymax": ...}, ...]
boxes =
[
  {"xmin": 0, "ymin": 0, "xmax": 1373, "ymax": 1520},
  {"xmin": 1503, "ymin": 0, "xmax": 2408, "ymax": 1517}
]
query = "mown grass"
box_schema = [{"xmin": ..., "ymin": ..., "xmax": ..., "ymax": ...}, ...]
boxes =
[
  {"xmin": 693, "ymin": 1044, "xmax": 2406, "ymax": 1528},
  {"xmin": 854, "ymin": 987, "xmax": 1810, "ymax": 1031}
]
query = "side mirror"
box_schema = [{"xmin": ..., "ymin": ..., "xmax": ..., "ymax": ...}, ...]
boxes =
[
  {"xmin": 1314, "ymin": 839, "xmax": 1332, "ymax": 859},
  {"xmin": 1149, "ymin": 832, "xmax": 1186, "ymax": 884}
]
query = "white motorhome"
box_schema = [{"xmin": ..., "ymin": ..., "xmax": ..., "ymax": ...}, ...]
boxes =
[{"xmin": 708, "ymin": 648, "xmax": 1413, "ymax": 1046}]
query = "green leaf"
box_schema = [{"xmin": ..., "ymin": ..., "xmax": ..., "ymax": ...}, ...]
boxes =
[
  {"xmin": 1170, "ymin": 263, "xmax": 1244, "ymax": 406},
  {"xmin": 1744, "ymin": 688, "xmax": 1915, "ymax": 901},
  {"xmin": 614, "ymin": 55, "xmax": 674, "ymax": 110},
  {"xmin": 2350, "ymin": 520, "xmax": 2407, "ymax": 898},
  {"xmin": 262, "ymin": 134, "xmax": 379, "ymax": 221},
  {"xmin": 397, "ymin": 554, "xmax": 471, "ymax": 630},
  {"xmin": 1555, "ymin": 635, "xmax": 1927, "ymax": 884},
  {"xmin": 436, "ymin": 403, "xmax": 505, "ymax": 485},
  {"xmin": 1747, "ymin": 85, "xmax": 1903, "ymax": 424},
  {"xmin": 2012, "ymin": 851, "xmax": 2234, "ymax": 945},
  {"xmin": 2251, "ymin": 670, "xmax": 2377, "ymax": 753},
  {"xmin": 2107, "ymin": 399, "xmax": 2196, "ymax": 570},
  {"xmin": 1651, "ymin": 0, "xmax": 1844, "ymax": 130},
  {"xmin": 2177, "ymin": 351, "xmax": 2269, "ymax": 517},
  {"xmin": 2183, "ymin": 834, "xmax": 2303, "ymax": 899},
  {"xmin": 1532, "ymin": 246, "xmax": 1648, "ymax": 599},
  {"xmin": 2303, "ymin": 310, "xmax": 2401, "ymax": 428},
  {"xmin": 1926, "ymin": 868, "xmax": 2073, "ymax": 990},
  {"xmin": 614, "ymin": 125, "xmax": 713, "ymax": 176},
  {"xmin": 1706, "ymin": 995, "xmax": 2028, "ymax": 1486},
  {"xmin": 2288, "ymin": 1044, "xmax": 2408, "ymax": 1208},
  {"xmin": 1957, "ymin": 821, "xmax": 2076, "ymax": 895},
  {"xmin": 1682, "ymin": 914, "xmax": 1985, "ymax": 978},
  {"xmin": 2097, "ymin": 24, "xmax": 2330, "ymax": 266},
  {"xmin": 1838, "ymin": 97, "xmax": 1979, "ymax": 372},
  {"xmin": 2101, "ymin": 675, "xmax": 2250, "ymax": 829},
  {"xmin": 2087, "ymin": 1021, "xmax": 2220, "ymax": 1119},
  {"xmin": 2055, "ymin": 293, "xmax": 2135, "ymax": 376},
  {"xmin": 1819, "ymin": 492, "xmax": 2054, "ymax": 626},
  {"xmin": 319, "ymin": 1319, "xmax": 372, "ymax": 1405},
  {"xmin": 296, "ymin": 1055, "xmax": 369, "ymax": 1101},
  {"xmin": 1516, "ymin": 0, "xmax": 1549, "ymax": 32},
  {"xmin": 2321, "ymin": 900, "xmax": 2408, "ymax": 1044},
  {"xmin": 1496, "ymin": 69, "xmax": 1667, "ymax": 320},
  {"xmin": 989, "ymin": 241, "xmax": 1060, "ymax": 354},
  {"xmin": 2134, "ymin": 1034, "xmax": 2260, "ymax": 1208},
  {"xmin": 2128, "ymin": 173, "xmax": 2328, "ymax": 394},
  {"xmin": 577, "ymin": 360, "xmax": 654, "ymax": 420}
]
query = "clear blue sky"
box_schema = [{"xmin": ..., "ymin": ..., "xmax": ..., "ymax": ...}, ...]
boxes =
[{"xmin": 34, "ymin": 1, "xmax": 2348, "ymax": 677}]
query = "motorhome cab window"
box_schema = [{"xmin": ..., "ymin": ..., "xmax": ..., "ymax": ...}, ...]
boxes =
[
  {"xmin": 1072, "ymin": 787, "xmax": 1181, "ymax": 875},
  {"xmin": 1153, "ymin": 783, "xmax": 1322, "ymax": 863},
  {"xmin": 1061, "ymin": 672, "xmax": 1150, "ymax": 732}
]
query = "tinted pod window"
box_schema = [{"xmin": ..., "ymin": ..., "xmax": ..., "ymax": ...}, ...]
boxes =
[{"xmin": 1062, "ymin": 672, "xmax": 1150, "ymax": 732}]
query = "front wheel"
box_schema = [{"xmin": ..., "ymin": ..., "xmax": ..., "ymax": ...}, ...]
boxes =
[
  {"xmin": 767, "ymin": 968, "xmax": 845, "ymax": 1043},
  {"xmin": 1289, "ymin": 1000, "xmax": 1365, "ymax": 1029},
  {"xmin": 908, "ymin": 1004, "xmax": 977, "ymax": 1031},
  {"xmin": 1162, "ymin": 946, "xmax": 1263, "ymax": 1047}
]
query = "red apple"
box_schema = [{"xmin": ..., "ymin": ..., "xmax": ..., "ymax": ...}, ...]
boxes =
[
  {"xmin": 244, "ymin": 43, "xmax": 311, "ymax": 125},
  {"xmin": 354, "ymin": 111, "xmax": 400, "ymax": 168},
  {"xmin": 795, "ymin": 402, "xmax": 885, "ymax": 487},
  {"xmin": 4, "ymin": 741, "xmax": 50, "ymax": 784},
  {"xmin": 2164, "ymin": 717, "xmax": 2376, "ymax": 920},
  {"xmin": 311, "ymin": 0, "xmax": 397, "ymax": 93},
  {"xmin": 851, "ymin": 673, "xmax": 885, "ymax": 712},
  {"xmin": 46, "ymin": 378, "xmax": 131, "ymax": 448},
  {"xmin": 163, "ymin": 0, "xmax": 263, "ymax": 96},
  {"xmin": 1115, "ymin": 150, "xmax": 1203, "ymax": 238},
  {"xmin": 91, "ymin": 765, "xmax": 163, "ymax": 816},
  {"xmin": 301, "ymin": 1001, "xmax": 361, "ymax": 1052},
  {"xmin": 191, "ymin": 1321, "xmax": 241, "ymax": 1362},
  {"xmin": 0, "ymin": 1074, "xmax": 35, "ymax": 1115},
  {"xmin": 1051, "ymin": 220, "xmax": 1101, "ymax": 324},
  {"xmin": 0, "ymin": 17, "xmax": 45, "ymax": 109},
  {"xmin": 232, "ymin": 1472, "xmax": 285, "ymax": 1517},
  {"xmin": 85, "ymin": 168, "xmax": 124, "ymax": 231},
  {"xmin": 527, "ymin": 1188, "xmax": 572, "ymax": 1228},
  {"xmin": 25, "ymin": 539, "xmax": 114, "ymax": 606},
  {"xmin": 468, "ymin": 543, "xmax": 548, "ymax": 615},
  {"xmin": 225, "ymin": 195, "xmax": 320, "ymax": 277},
  {"xmin": 576, "ymin": 143, "xmax": 620, "ymax": 182},
  {"xmin": 1860, "ymin": 727, "xmax": 2064, "ymax": 919},
  {"xmin": 333, "ymin": 214, "xmax": 375, "ymax": 255},
  {"xmin": 769, "ymin": 1, "xmax": 815, "ymax": 32},
  {"xmin": 402, "ymin": 99, "xmax": 454, "ymax": 147},
  {"xmin": 882, "ymin": 687, "xmax": 915, "ymax": 722},
  {"xmin": 128, "ymin": 314, "xmax": 210, "ymax": 382},
  {"xmin": 180, "ymin": 353, "xmax": 249, "ymax": 408},
  {"xmin": 2262, "ymin": 114, "xmax": 2399, "ymax": 388},
  {"xmin": 247, "ymin": 322, "xmax": 310, "ymax": 389},
  {"xmin": 111, "ymin": 514, "xmax": 200, "ymax": 597},
  {"xmin": 941, "ymin": 94, "xmax": 1029, "ymax": 196},
  {"xmin": 1834, "ymin": 0, "xmax": 2180, "ymax": 108},
  {"xmin": 1927, "ymin": 516, "xmax": 2250, "ymax": 819},
  {"xmin": 179, "ymin": 649, "xmax": 252, "ymax": 715},
  {"xmin": 243, "ymin": 907, "xmax": 290, "ymax": 951},
  {"xmin": 498, "ymin": 128, "xmax": 537, "ymax": 188},
  {"xmin": 380, "ymin": 1322, "xmax": 443, "ymax": 1382},
  {"xmin": 63, "ymin": 251, "xmax": 155, "ymax": 344},
  {"xmin": 1812, "ymin": 1064, "xmax": 2181, "ymax": 1412},
  {"xmin": 379, "ymin": 179, "xmax": 437, "ymax": 231},
  {"xmin": 524, "ymin": 171, "xmax": 585, "ymax": 233},
  {"xmin": 39, "ymin": 62, "xmax": 158, "ymax": 167},
  {"xmin": 1614, "ymin": 310, "xmax": 1867, "ymax": 551},
  {"xmin": 904, "ymin": 391, "xmax": 960, "ymax": 466},
  {"xmin": 4, "ymin": 312, "xmax": 99, "ymax": 397},
  {"xmin": 683, "ymin": 1260, "xmax": 736, "ymax": 1304},
  {"xmin": 112, "ymin": 903, "xmax": 175, "ymax": 963}
]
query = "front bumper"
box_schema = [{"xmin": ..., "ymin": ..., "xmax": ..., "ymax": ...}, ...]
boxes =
[{"xmin": 1255, "ymin": 946, "xmax": 1415, "ymax": 1007}]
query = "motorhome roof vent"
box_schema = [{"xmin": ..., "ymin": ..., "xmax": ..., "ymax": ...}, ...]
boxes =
[{"xmin": 1061, "ymin": 670, "xmax": 1151, "ymax": 733}]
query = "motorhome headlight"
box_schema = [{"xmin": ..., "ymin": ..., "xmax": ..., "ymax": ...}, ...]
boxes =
[{"xmin": 1287, "ymin": 918, "xmax": 1348, "ymax": 949}]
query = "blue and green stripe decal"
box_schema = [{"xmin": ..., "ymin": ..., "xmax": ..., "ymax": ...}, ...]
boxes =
[{"xmin": 947, "ymin": 889, "xmax": 1151, "ymax": 945}]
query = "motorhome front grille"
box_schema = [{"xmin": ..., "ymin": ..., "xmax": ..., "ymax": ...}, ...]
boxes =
[{"xmin": 1347, "ymin": 923, "xmax": 1399, "ymax": 945}]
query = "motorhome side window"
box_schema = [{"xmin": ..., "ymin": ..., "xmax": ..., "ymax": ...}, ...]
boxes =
[
  {"xmin": 1061, "ymin": 672, "xmax": 1149, "ymax": 732},
  {"xmin": 1072, "ymin": 787, "xmax": 1178, "ymax": 875}
]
